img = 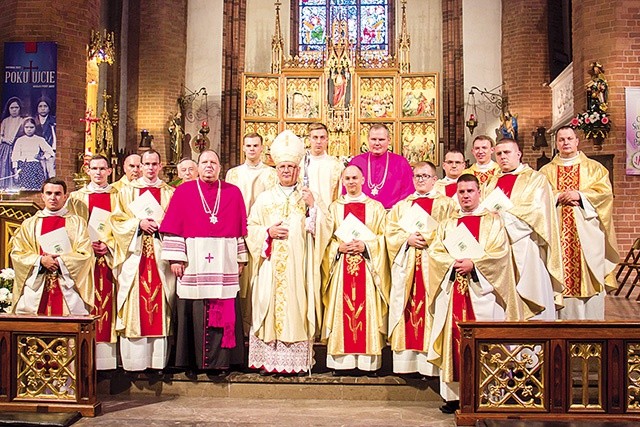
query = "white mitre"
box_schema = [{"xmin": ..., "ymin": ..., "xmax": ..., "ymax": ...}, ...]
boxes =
[{"xmin": 270, "ymin": 130, "xmax": 305, "ymax": 165}]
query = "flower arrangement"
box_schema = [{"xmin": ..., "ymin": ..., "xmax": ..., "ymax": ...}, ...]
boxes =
[
  {"xmin": 571, "ymin": 110, "xmax": 611, "ymax": 140},
  {"xmin": 0, "ymin": 268, "xmax": 14, "ymax": 313}
]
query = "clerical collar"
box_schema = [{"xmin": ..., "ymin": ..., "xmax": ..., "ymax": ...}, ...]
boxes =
[
  {"xmin": 502, "ymin": 164, "xmax": 525, "ymax": 175},
  {"xmin": 414, "ymin": 191, "xmax": 434, "ymax": 198},
  {"xmin": 460, "ymin": 205, "xmax": 485, "ymax": 216},
  {"xmin": 558, "ymin": 152, "xmax": 580, "ymax": 165},
  {"xmin": 345, "ymin": 193, "xmax": 366, "ymax": 202},
  {"xmin": 442, "ymin": 176, "xmax": 457, "ymax": 183},
  {"xmin": 278, "ymin": 184, "xmax": 297, "ymax": 196},
  {"xmin": 310, "ymin": 153, "xmax": 327, "ymax": 161},
  {"xmin": 244, "ymin": 161, "xmax": 263, "ymax": 169},
  {"xmin": 139, "ymin": 177, "xmax": 161, "ymax": 186},
  {"xmin": 42, "ymin": 207, "xmax": 68, "ymax": 217},
  {"xmin": 88, "ymin": 182, "xmax": 111, "ymax": 192},
  {"xmin": 476, "ymin": 160, "xmax": 496, "ymax": 171}
]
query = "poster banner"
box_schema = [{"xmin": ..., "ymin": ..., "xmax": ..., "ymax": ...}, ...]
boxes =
[
  {"xmin": 1, "ymin": 42, "xmax": 57, "ymax": 191},
  {"xmin": 625, "ymin": 87, "xmax": 640, "ymax": 175}
]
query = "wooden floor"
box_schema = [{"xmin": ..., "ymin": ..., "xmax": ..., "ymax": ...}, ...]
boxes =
[{"xmin": 605, "ymin": 293, "xmax": 640, "ymax": 321}]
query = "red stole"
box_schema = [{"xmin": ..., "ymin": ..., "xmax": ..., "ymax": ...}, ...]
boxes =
[
  {"xmin": 139, "ymin": 187, "xmax": 164, "ymax": 336},
  {"xmin": 342, "ymin": 202, "xmax": 367, "ymax": 354},
  {"xmin": 451, "ymin": 215, "xmax": 480, "ymax": 381},
  {"xmin": 495, "ymin": 173, "xmax": 518, "ymax": 199},
  {"xmin": 557, "ymin": 165, "xmax": 582, "ymax": 297},
  {"xmin": 89, "ymin": 192, "xmax": 115, "ymax": 342},
  {"xmin": 38, "ymin": 216, "xmax": 66, "ymax": 316},
  {"xmin": 403, "ymin": 197, "xmax": 434, "ymax": 351},
  {"xmin": 445, "ymin": 183, "xmax": 457, "ymax": 198}
]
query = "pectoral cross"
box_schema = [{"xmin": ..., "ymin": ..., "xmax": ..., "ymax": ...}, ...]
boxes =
[
  {"xmin": 210, "ymin": 213, "xmax": 218, "ymax": 224},
  {"xmin": 371, "ymin": 188, "xmax": 379, "ymax": 196},
  {"xmin": 205, "ymin": 253, "xmax": 214, "ymax": 263}
]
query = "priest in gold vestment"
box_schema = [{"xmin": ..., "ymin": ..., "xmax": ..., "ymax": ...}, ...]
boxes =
[
  {"xmin": 246, "ymin": 130, "xmax": 329, "ymax": 374},
  {"xmin": 539, "ymin": 126, "xmax": 619, "ymax": 320},
  {"xmin": 428, "ymin": 174, "xmax": 530, "ymax": 413},
  {"xmin": 461, "ymin": 135, "xmax": 501, "ymax": 186},
  {"xmin": 11, "ymin": 178, "xmax": 93, "ymax": 317},
  {"xmin": 321, "ymin": 165, "xmax": 389, "ymax": 373},
  {"xmin": 386, "ymin": 161, "xmax": 456, "ymax": 376},
  {"xmin": 111, "ymin": 153, "xmax": 141, "ymax": 191},
  {"xmin": 226, "ymin": 132, "xmax": 277, "ymax": 333},
  {"xmin": 110, "ymin": 150, "xmax": 176, "ymax": 371},
  {"xmin": 484, "ymin": 139, "xmax": 563, "ymax": 320},
  {"xmin": 67, "ymin": 155, "xmax": 120, "ymax": 369}
]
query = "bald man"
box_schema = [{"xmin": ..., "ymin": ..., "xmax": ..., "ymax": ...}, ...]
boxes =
[{"xmin": 112, "ymin": 153, "xmax": 142, "ymax": 191}]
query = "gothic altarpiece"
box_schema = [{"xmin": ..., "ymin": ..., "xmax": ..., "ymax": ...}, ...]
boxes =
[{"xmin": 241, "ymin": 2, "xmax": 439, "ymax": 165}]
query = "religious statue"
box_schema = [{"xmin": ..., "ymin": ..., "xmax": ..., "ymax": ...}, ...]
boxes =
[
  {"xmin": 168, "ymin": 112, "xmax": 185, "ymax": 164},
  {"xmin": 587, "ymin": 61, "xmax": 608, "ymax": 112},
  {"xmin": 498, "ymin": 110, "xmax": 518, "ymax": 141}
]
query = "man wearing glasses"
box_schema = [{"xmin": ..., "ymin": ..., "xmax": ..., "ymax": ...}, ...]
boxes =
[
  {"xmin": 434, "ymin": 150, "xmax": 466, "ymax": 199},
  {"xmin": 386, "ymin": 161, "xmax": 457, "ymax": 377}
]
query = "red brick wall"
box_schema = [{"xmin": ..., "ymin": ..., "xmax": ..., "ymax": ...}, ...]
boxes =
[
  {"xmin": 0, "ymin": 0, "xmax": 100, "ymax": 202},
  {"xmin": 501, "ymin": 0, "xmax": 553, "ymax": 166},
  {"xmin": 572, "ymin": 0, "xmax": 640, "ymax": 254},
  {"xmin": 130, "ymin": 0, "xmax": 188, "ymax": 165}
]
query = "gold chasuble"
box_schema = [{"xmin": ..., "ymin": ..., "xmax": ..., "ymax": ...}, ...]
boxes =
[
  {"xmin": 321, "ymin": 195, "xmax": 389, "ymax": 371},
  {"xmin": 462, "ymin": 161, "xmax": 501, "ymax": 186},
  {"xmin": 484, "ymin": 164, "xmax": 564, "ymax": 318},
  {"xmin": 246, "ymin": 185, "xmax": 330, "ymax": 373},
  {"xmin": 385, "ymin": 192, "xmax": 456, "ymax": 374},
  {"xmin": 539, "ymin": 152, "xmax": 619, "ymax": 299},
  {"xmin": 10, "ymin": 210, "xmax": 94, "ymax": 316},
  {"xmin": 109, "ymin": 178, "xmax": 175, "ymax": 371},
  {"xmin": 67, "ymin": 184, "xmax": 119, "ymax": 369},
  {"xmin": 428, "ymin": 210, "xmax": 528, "ymax": 398}
]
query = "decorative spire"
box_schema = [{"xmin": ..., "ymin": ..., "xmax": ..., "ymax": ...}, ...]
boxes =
[
  {"xmin": 271, "ymin": 0, "xmax": 284, "ymax": 74},
  {"xmin": 398, "ymin": 0, "xmax": 411, "ymax": 73}
]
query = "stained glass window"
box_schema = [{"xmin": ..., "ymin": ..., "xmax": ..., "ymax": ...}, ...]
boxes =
[{"xmin": 298, "ymin": 0, "xmax": 390, "ymax": 54}]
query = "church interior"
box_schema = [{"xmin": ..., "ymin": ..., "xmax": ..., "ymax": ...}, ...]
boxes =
[{"xmin": 1, "ymin": 0, "xmax": 640, "ymax": 425}]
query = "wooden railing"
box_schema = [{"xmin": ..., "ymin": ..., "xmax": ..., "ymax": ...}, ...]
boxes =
[
  {"xmin": 0, "ymin": 315, "xmax": 100, "ymax": 416},
  {"xmin": 457, "ymin": 321, "xmax": 640, "ymax": 425}
]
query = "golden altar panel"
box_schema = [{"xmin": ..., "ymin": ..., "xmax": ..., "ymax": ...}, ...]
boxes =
[
  {"xmin": 628, "ymin": 342, "xmax": 640, "ymax": 411},
  {"xmin": 357, "ymin": 75, "xmax": 396, "ymax": 119},
  {"xmin": 569, "ymin": 342, "xmax": 604, "ymax": 410},
  {"xmin": 284, "ymin": 76, "xmax": 322, "ymax": 120},
  {"xmin": 401, "ymin": 121, "xmax": 438, "ymax": 164},
  {"xmin": 400, "ymin": 74, "xmax": 438, "ymax": 119},
  {"xmin": 243, "ymin": 74, "xmax": 279, "ymax": 120}
]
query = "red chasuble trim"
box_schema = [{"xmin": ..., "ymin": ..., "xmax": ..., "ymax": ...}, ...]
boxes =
[
  {"xmin": 89, "ymin": 192, "xmax": 115, "ymax": 341},
  {"xmin": 451, "ymin": 215, "xmax": 480, "ymax": 381},
  {"xmin": 445, "ymin": 183, "xmax": 457, "ymax": 198},
  {"xmin": 495, "ymin": 173, "xmax": 518, "ymax": 199},
  {"xmin": 342, "ymin": 202, "xmax": 367, "ymax": 354},
  {"xmin": 38, "ymin": 216, "xmax": 66, "ymax": 316},
  {"xmin": 475, "ymin": 169, "xmax": 497, "ymax": 185},
  {"xmin": 557, "ymin": 165, "xmax": 582, "ymax": 297},
  {"xmin": 412, "ymin": 196, "xmax": 435, "ymax": 214},
  {"xmin": 138, "ymin": 187, "xmax": 164, "ymax": 336}
]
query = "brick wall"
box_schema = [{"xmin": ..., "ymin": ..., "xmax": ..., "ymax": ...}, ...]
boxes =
[
  {"xmin": 0, "ymin": 0, "xmax": 100, "ymax": 202},
  {"xmin": 130, "ymin": 0, "xmax": 188, "ymax": 165},
  {"xmin": 572, "ymin": 0, "xmax": 640, "ymax": 254},
  {"xmin": 501, "ymin": 0, "xmax": 553, "ymax": 166}
]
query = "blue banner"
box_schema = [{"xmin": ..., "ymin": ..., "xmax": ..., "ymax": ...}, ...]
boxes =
[{"xmin": 1, "ymin": 42, "xmax": 57, "ymax": 191}]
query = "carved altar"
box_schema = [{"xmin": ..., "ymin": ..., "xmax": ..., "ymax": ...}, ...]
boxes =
[
  {"xmin": 0, "ymin": 202, "xmax": 40, "ymax": 269},
  {"xmin": 241, "ymin": 1, "xmax": 439, "ymax": 165}
]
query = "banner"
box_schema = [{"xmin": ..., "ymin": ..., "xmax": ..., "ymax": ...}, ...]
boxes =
[
  {"xmin": 1, "ymin": 42, "xmax": 57, "ymax": 191},
  {"xmin": 625, "ymin": 87, "xmax": 640, "ymax": 175}
]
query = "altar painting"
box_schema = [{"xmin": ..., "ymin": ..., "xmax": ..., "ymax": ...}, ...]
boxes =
[{"xmin": 401, "ymin": 122, "xmax": 437, "ymax": 164}]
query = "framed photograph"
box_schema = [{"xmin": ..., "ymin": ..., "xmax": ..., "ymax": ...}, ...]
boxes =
[
  {"xmin": 358, "ymin": 122, "xmax": 396, "ymax": 154},
  {"xmin": 358, "ymin": 76, "xmax": 395, "ymax": 119},
  {"xmin": 401, "ymin": 121, "xmax": 438, "ymax": 165},
  {"xmin": 242, "ymin": 74, "xmax": 279, "ymax": 120},
  {"xmin": 400, "ymin": 74, "xmax": 438, "ymax": 119},
  {"xmin": 284, "ymin": 76, "xmax": 322, "ymax": 120},
  {"xmin": 242, "ymin": 121, "xmax": 280, "ymax": 165}
]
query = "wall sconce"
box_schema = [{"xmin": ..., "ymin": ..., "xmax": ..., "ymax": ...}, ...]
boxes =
[
  {"xmin": 88, "ymin": 30, "xmax": 116, "ymax": 65},
  {"xmin": 139, "ymin": 129, "xmax": 154, "ymax": 148},
  {"xmin": 532, "ymin": 127, "xmax": 548, "ymax": 150}
]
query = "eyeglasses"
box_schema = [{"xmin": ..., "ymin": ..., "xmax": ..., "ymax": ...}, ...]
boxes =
[{"xmin": 413, "ymin": 174, "xmax": 434, "ymax": 181}]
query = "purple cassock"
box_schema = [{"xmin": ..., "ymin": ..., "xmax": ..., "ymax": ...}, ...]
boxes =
[
  {"xmin": 160, "ymin": 178, "xmax": 248, "ymax": 371},
  {"xmin": 348, "ymin": 151, "xmax": 414, "ymax": 209}
]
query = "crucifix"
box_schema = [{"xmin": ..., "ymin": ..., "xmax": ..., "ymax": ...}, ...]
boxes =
[{"xmin": 80, "ymin": 109, "xmax": 100, "ymax": 135}]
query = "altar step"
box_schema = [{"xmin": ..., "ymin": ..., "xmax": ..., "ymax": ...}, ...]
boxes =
[{"xmin": 97, "ymin": 370, "xmax": 442, "ymax": 402}]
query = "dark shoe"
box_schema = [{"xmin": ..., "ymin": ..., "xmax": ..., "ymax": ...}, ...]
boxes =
[{"xmin": 439, "ymin": 400, "xmax": 459, "ymax": 414}]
